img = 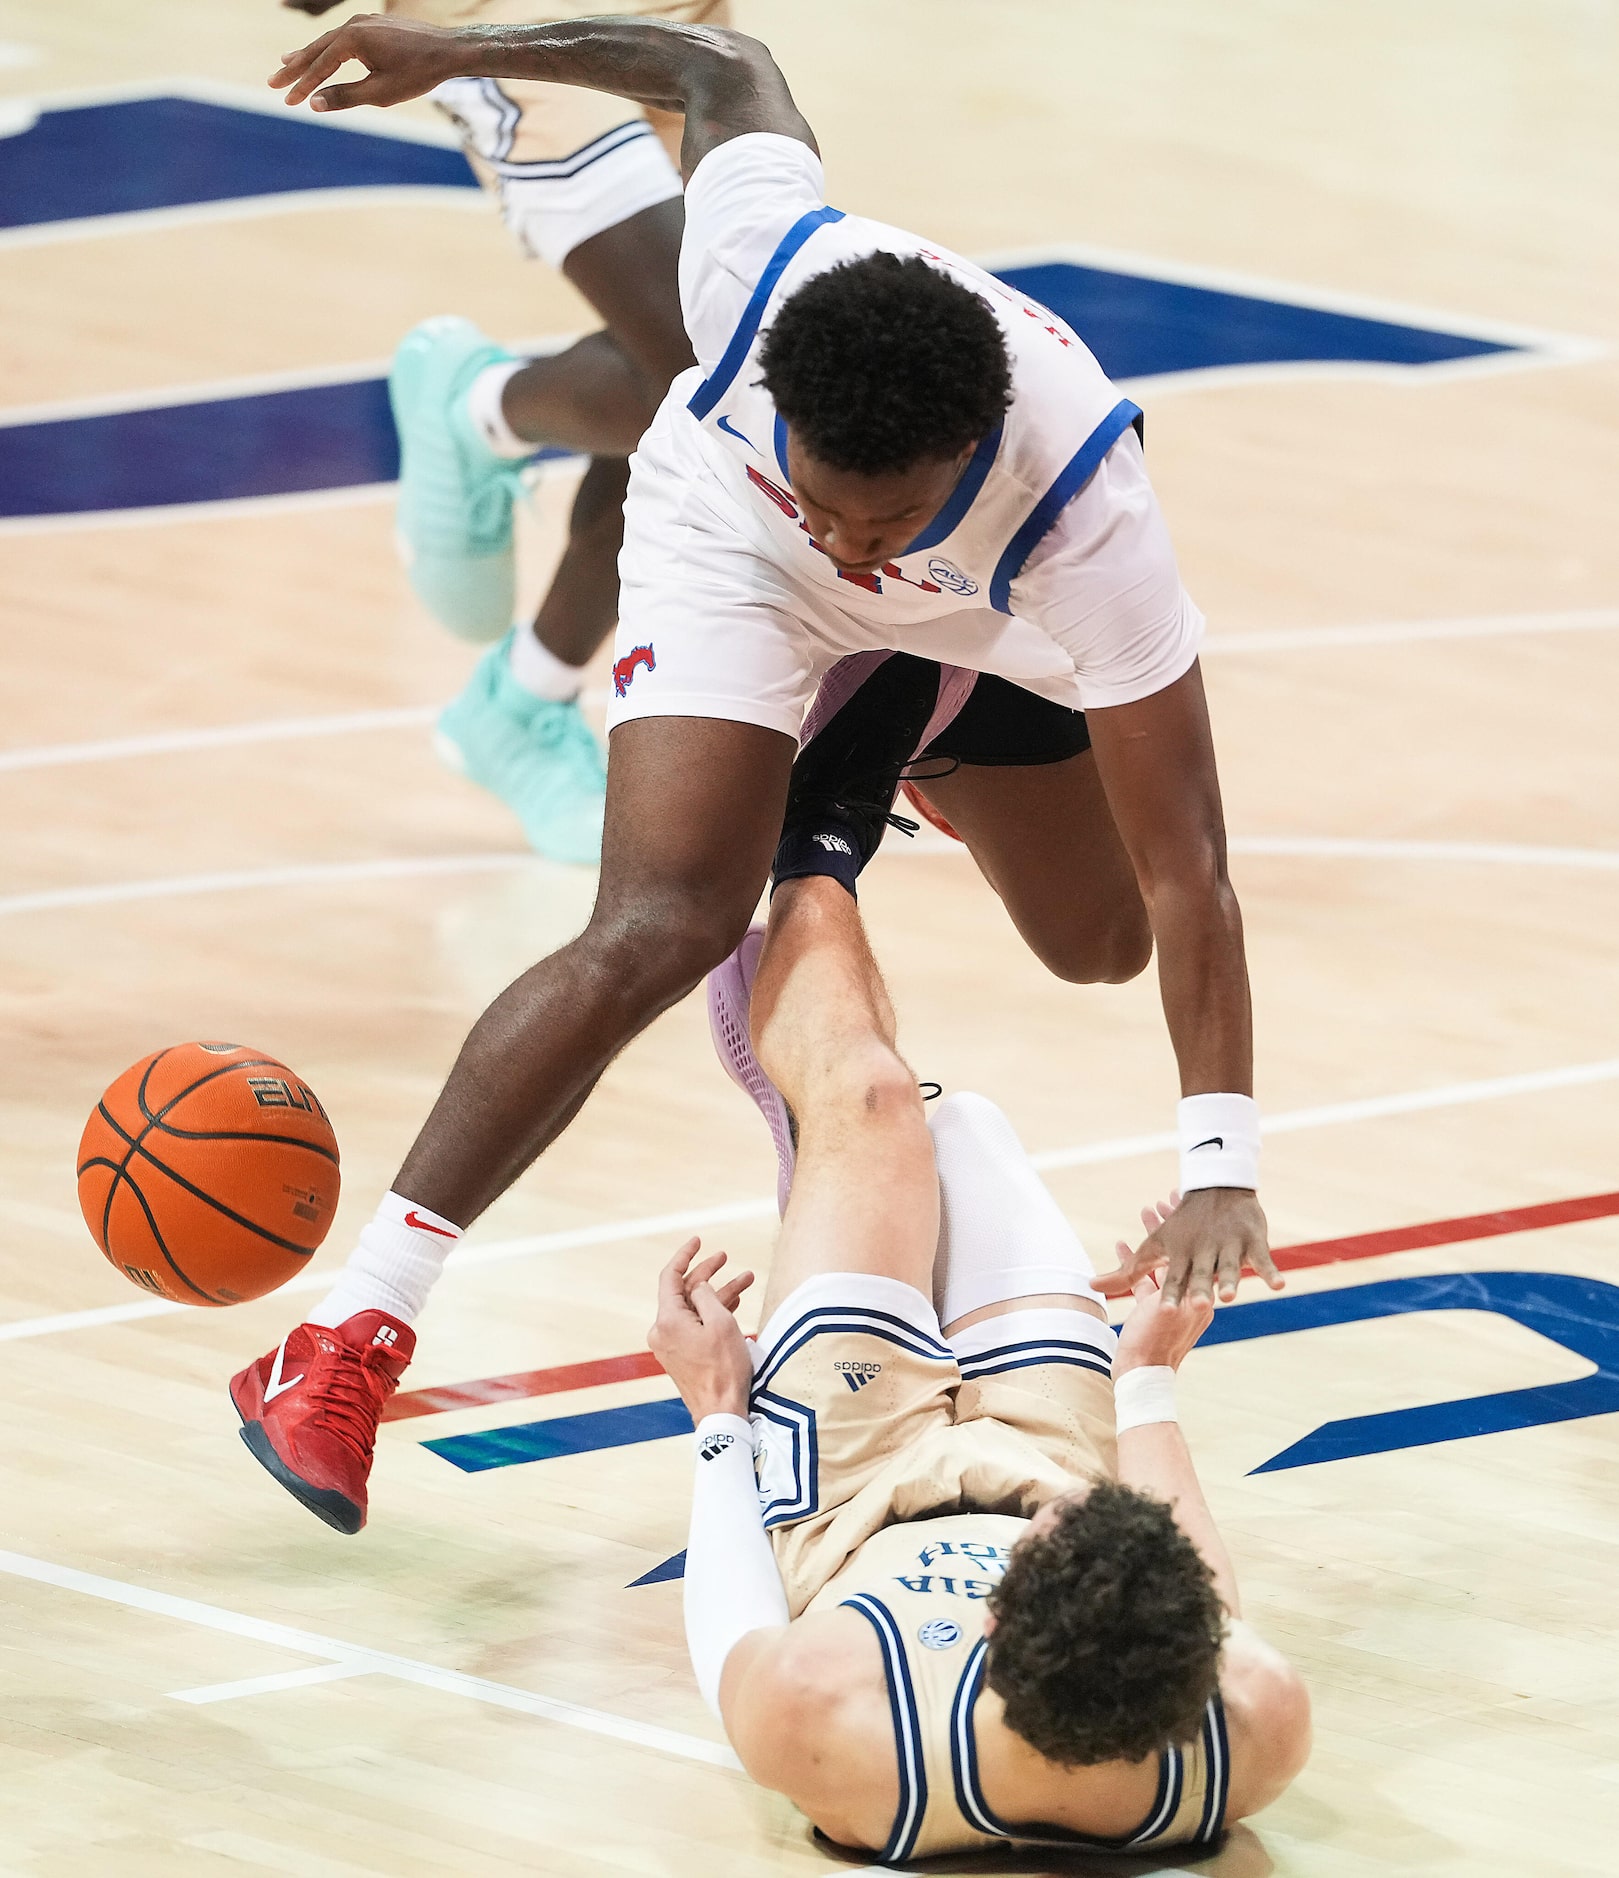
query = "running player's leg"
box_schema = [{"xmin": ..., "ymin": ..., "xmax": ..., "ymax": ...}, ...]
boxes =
[
  {"xmin": 910, "ymin": 678, "xmax": 1152, "ymax": 986},
  {"xmin": 230, "ymin": 713, "xmax": 794, "ymax": 1532},
  {"xmin": 748, "ymin": 876, "xmax": 940, "ymax": 1323},
  {"xmin": 404, "ymin": 73, "xmax": 695, "ymax": 861}
]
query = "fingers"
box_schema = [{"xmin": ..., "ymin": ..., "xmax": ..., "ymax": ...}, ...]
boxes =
[
  {"xmin": 1249, "ymin": 1237, "xmax": 1287, "ymax": 1292},
  {"xmin": 1214, "ymin": 1230, "xmax": 1245, "ymax": 1304},
  {"xmin": 277, "ymin": 32, "xmax": 365, "ymax": 106},
  {"xmin": 1159, "ymin": 1240, "xmax": 1209, "ymax": 1308},
  {"xmin": 712, "ymin": 1270, "xmax": 755, "ymax": 1314}
]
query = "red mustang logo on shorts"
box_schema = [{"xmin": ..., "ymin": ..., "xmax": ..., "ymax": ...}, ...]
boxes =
[{"xmin": 612, "ymin": 643, "xmax": 656, "ymax": 698}]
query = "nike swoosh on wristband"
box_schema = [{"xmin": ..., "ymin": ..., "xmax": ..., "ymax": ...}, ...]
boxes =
[
  {"xmin": 263, "ymin": 1339, "xmax": 304, "ymax": 1402},
  {"xmin": 1190, "ymin": 1136, "xmax": 1225, "ymax": 1151},
  {"xmin": 403, "ymin": 1209, "xmax": 458, "ymax": 1239}
]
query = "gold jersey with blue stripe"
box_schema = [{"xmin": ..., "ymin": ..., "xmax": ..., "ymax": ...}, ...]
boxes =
[{"xmin": 807, "ymin": 1513, "xmax": 1230, "ymax": 1863}]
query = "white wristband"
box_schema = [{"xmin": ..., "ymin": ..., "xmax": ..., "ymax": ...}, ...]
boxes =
[
  {"xmin": 1114, "ymin": 1365, "xmax": 1178, "ymax": 1434},
  {"xmin": 1177, "ymin": 1092, "xmax": 1259, "ymax": 1194}
]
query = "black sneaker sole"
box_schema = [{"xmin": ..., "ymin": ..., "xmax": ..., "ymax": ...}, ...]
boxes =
[{"xmin": 236, "ymin": 1416, "xmax": 365, "ymax": 1536}]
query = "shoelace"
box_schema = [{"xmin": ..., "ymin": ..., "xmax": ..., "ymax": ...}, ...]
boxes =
[{"xmin": 311, "ymin": 1340, "xmax": 390, "ymax": 1464}]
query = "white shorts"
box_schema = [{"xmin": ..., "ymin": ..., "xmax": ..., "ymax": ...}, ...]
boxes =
[
  {"xmin": 605, "ymin": 400, "xmax": 1089, "ymax": 742},
  {"xmin": 430, "ymin": 76, "xmax": 683, "ymax": 269}
]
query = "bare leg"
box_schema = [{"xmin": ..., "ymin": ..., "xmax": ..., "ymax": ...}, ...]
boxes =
[
  {"xmin": 915, "ymin": 750, "xmax": 1153, "ymax": 985},
  {"xmin": 394, "ymin": 715, "xmax": 794, "ymax": 1223},
  {"xmin": 749, "ymin": 878, "xmax": 940, "ymax": 1322},
  {"xmin": 497, "ymin": 200, "xmax": 696, "ymax": 670}
]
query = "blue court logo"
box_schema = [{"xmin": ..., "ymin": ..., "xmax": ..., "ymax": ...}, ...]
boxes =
[{"xmin": 918, "ymin": 1620, "xmax": 963, "ymax": 1650}]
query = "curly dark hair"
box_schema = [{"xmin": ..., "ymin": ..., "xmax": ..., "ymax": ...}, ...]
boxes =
[
  {"xmin": 986, "ymin": 1481, "xmax": 1225, "ymax": 1767},
  {"xmin": 758, "ymin": 253, "xmax": 1012, "ymax": 476}
]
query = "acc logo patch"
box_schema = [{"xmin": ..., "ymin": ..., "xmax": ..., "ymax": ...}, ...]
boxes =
[
  {"xmin": 926, "ymin": 557, "xmax": 978, "ymax": 596},
  {"xmin": 918, "ymin": 1620, "xmax": 963, "ymax": 1650}
]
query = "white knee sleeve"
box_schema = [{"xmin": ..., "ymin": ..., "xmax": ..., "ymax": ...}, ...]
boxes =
[{"xmin": 929, "ymin": 1091, "xmax": 1104, "ymax": 1327}]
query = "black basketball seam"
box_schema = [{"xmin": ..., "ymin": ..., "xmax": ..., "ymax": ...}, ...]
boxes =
[
  {"xmin": 108, "ymin": 1162, "xmax": 219, "ymax": 1304},
  {"xmin": 92, "ymin": 1042, "xmax": 182, "ymax": 1251},
  {"xmin": 137, "ymin": 1054, "xmax": 338, "ymax": 1161},
  {"xmin": 124, "ymin": 1136, "xmax": 322, "ymax": 1257},
  {"xmin": 139, "ymin": 1126, "xmax": 340, "ymax": 1164}
]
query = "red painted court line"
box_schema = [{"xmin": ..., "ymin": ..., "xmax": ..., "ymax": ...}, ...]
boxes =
[
  {"xmin": 385, "ymin": 1190, "xmax": 1619, "ymax": 1423},
  {"xmin": 384, "ymin": 1350, "xmax": 663, "ymax": 1422},
  {"xmin": 1270, "ymin": 1189, "xmax": 1619, "ymax": 1270}
]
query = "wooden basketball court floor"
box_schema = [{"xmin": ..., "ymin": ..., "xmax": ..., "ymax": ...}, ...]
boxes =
[{"xmin": 2, "ymin": 2, "xmax": 1617, "ymax": 1872}]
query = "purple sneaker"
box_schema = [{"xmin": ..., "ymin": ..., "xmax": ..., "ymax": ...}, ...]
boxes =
[{"xmin": 707, "ymin": 925, "xmax": 796, "ymax": 1215}]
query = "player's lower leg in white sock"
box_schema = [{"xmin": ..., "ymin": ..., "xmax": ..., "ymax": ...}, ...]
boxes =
[
  {"xmin": 928, "ymin": 1090, "xmax": 1107, "ymax": 1330},
  {"xmin": 508, "ymin": 625, "xmax": 586, "ymax": 701},
  {"xmin": 306, "ymin": 1191, "xmax": 463, "ymax": 1329}
]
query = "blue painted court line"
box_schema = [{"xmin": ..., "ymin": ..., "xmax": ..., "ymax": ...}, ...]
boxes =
[
  {"xmin": 1198, "ymin": 1269, "xmax": 1619, "ymax": 1472},
  {"xmin": 628, "ymin": 1550, "xmax": 687, "ymax": 1588},
  {"xmin": 1000, "ymin": 261, "xmax": 1515, "ymax": 381},
  {"xmin": 0, "ymin": 257, "xmax": 1525, "ymax": 521},
  {"xmin": 0, "ymin": 95, "xmax": 475, "ymax": 230},
  {"xmin": 424, "ymin": 1396, "xmax": 693, "ymax": 1474}
]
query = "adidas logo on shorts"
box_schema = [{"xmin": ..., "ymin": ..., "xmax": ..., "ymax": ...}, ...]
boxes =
[
  {"xmin": 835, "ymin": 1360, "xmax": 883, "ymax": 1393},
  {"xmin": 698, "ymin": 1432, "xmax": 736, "ymax": 1462}
]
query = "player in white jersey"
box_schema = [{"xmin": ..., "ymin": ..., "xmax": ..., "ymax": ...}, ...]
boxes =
[
  {"xmin": 230, "ymin": 17, "xmax": 1283, "ymax": 1538},
  {"xmin": 283, "ymin": 0, "xmax": 729, "ymax": 863},
  {"xmin": 645, "ymin": 868, "xmax": 1310, "ymax": 1858}
]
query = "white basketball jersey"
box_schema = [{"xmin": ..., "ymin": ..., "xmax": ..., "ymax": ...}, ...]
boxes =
[{"xmin": 680, "ymin": 206, "xmax": 1142, "ymax": 628}]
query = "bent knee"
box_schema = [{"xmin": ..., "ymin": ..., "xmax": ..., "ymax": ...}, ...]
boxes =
[
  {"xmin": 1033, "ymin": 905, "xmax": 1153, "ymax": 986},
  {"xmin": 805, "ymin": 1042, "xmax": 922, "ymax": 1129},
  {"xmin": 581, "ymin": 895, "xmax": 751, "ymax": 1011}
]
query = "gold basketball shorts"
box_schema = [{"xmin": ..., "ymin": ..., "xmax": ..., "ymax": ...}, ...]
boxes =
[{"xmin": 749, "ymin": 1273, "xmax": 1118, "ymax": 1616}]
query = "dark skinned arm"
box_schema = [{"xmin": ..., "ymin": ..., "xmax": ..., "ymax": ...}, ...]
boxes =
[
  {"xmin": 269, "ymin": 13, "xmax": 816, "ymax": 181},
  {"xmin": 1084, "ymin": 661, "xmax": 1283, "ymax": 1306}
]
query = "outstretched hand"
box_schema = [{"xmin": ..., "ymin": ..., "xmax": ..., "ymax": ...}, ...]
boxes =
[
  {"xmin": 647, "ymin": 1237, "xmax": 756, "ymax": 1423},
  {"xmin": 270, "ymin": 13, "xmax": 462, "ymax": 112},
  {"xmin": 1093, "ymin": 1186, "xmax": 1283, "ymax": 1306},
  {"xmin": 1114, "ymin": 1269, "xmax": 1215, "ymax": 1375}
]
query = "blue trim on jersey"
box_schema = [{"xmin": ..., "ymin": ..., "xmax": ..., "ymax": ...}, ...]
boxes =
[
  {"xmin": 687, "ymin": 205, "xmax": 847, "ymax": 420},
  {"xmin": 901, "ymin": 418, "xmax": 1004, "ymax": 556},
  {"xmin": 491, "ymin": 118, "xmax": 655, "ymax": 181},
  {"xmin": 1196, "ymin": 1696, "xmax": 1231, "ymax": 1843},
  {"xmin": 949, "ymin": 1639, "xmax": 999, "ymax": 1836},
  {"xmin": 842, "ymin": 1595, "xmax": 928, "ymax": 1862},
  {"xmin": 987, "ymin": 398, "xmax": 1143, "ymax": 613},
  {"xmin": 752, "ymin": 1304, "xmax": 953, "ymax": 1392},
  {"xmin": 748, "ymin": 1386, "xmax": 820, "ymax": 1528},
  {"xmin": 773, "ymin": 410, "xmax": 791, "ymax": 479},
  {"xmin": 952, "ymin": 1639, "xmax": 1190, "ymax": 1849},
  {"xmin": 955, "ymin": 1343, "xmax": 1112, "ymax": 1384}
]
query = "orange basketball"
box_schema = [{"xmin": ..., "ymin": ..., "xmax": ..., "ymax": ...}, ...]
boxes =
[{"xmin": 76, "ymin": 1042, "xmax": 341, "ymax": 1306}]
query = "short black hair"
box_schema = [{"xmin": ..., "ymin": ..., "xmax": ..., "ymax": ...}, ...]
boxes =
[
  {"xmin": 986, "ymin": 1482, "xmax": 1225, "ymax": 1767},
  {"xmin": 758, "ymin": 252, "xmax": 1012, "ymax": 476}
]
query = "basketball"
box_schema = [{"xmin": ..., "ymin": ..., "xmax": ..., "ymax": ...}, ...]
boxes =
[{"xmin": 76, "ymin": 1043, "xmax": 341, "ymax": 1306}]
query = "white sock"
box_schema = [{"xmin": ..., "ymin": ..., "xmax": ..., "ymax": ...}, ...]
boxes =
[
  {"xmin": 929, "ymin": 1091, "xmax": 1102, "ymax": 1327},
  {"xmin": 465, "ymin": 359, "xmax": 535, "ymax": 459},
  {"xmin": 307, "ymin": 1191, "xmax": 463, "ymax": 1329},
  {"xmin": 508, "ymin": 627, "xmax": 585, "ymax": 703}
]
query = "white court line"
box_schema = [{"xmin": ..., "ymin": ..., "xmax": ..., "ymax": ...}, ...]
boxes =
[
  {"xmin": 7, "ymin": 833, "xmax": 1619, "ymax": 921},
  {"xmin": 0, "ymin": 1547, "xmax": 737, "ymax": 1769},
  {"xmin": 6, "ymin": 1056, "xmax": 1618, "ymax": 1345},
  {"xmin": 1, "ymin": 606, "xmax": 1611, "ymax": 775},
  {"xmin": 1207, "ymin": 605, "xmax": 1619, "ymax": 653},
  {"xmin": 170, "ymin": 1660, "xmax": 374, "ymax": 1705},
  {"xmin": 0, "ymin": 706, "xmax": 437, "ymax": 774}
]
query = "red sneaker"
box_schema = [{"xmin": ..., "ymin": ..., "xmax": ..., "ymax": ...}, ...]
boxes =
[{"xmin": 230, "ymin": 1310, "xmax": 415, "ymax": 1534}]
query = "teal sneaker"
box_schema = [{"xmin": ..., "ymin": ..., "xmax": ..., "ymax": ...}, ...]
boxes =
[
  {"xmin": 390, "ymin": 315, "xmax": 526, "ymax": 643},
  {"xmin": 436, "ymin": 633, "xmax": 606, "ymax": 866}
]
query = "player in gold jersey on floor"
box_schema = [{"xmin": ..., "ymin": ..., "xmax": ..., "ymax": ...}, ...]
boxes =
[{"xmin": 648, "ymin": 872, "xmax": 1310, "ymax": 1859}]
